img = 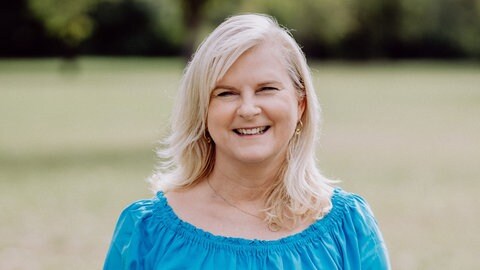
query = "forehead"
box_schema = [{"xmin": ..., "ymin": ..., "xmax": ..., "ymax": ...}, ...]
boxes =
[{"xmin": 216, "ymin": 42, "xmax": 289, "ymax": 84}]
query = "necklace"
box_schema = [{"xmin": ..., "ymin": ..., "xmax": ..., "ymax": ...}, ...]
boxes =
[
  {"xmin": 206, "ymin": 178, "xmax": 282, "ymax": 232},
  {"xmin": 206, "ymin": 178, "xmax": 264, "ymax": 220}
]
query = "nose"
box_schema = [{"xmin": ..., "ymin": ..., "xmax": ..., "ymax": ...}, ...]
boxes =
[{"xmin": 237, "ymin": 95, "xmax": 261, "ymax": 119}]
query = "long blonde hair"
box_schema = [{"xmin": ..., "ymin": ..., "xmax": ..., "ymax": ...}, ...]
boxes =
[{"xmin": 150, "ymin": 14, "xmax": 333, "ymax": 228}]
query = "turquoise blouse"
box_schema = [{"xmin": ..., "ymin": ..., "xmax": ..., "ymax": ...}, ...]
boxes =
[{"xmin": 104, "ymin": 188, "xmax": 390, "ymax": 269}]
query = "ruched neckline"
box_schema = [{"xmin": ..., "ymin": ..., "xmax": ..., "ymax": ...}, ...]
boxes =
[
  {"xmin": 104, "ymin": 187, "xmax": 391, "ymax": 269},
  {"xmin": 151, "ymin": 188, "xmax": 347, "ymax": 252}
]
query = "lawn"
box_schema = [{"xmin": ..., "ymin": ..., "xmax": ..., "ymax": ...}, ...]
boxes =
[{"xmin": 0, "ymin": 58, "xmax": 479, "ymax": 269}]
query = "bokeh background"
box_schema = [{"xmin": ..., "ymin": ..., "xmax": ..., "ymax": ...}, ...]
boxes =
[{"xmin": 1, "ymin": 0, "xmax": 479, "ymax": 269}]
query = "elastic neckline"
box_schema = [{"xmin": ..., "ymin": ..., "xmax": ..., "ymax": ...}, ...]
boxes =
[{"xmin": 153, "ymin": 188, "xmax": 347, "ymax": 251}]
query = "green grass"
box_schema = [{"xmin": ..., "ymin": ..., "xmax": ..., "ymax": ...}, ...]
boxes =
[{"xmin": 1, "ymin": 58, "xmax": 479, "ymax": 269}]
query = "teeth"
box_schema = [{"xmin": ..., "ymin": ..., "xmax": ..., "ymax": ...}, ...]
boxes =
[{"xmin": 236, "ymin": 126, "xmax": 267, "ymax": 135}]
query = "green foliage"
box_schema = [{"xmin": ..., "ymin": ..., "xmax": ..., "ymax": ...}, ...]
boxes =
[
  {"xmin": 17, "ymin": 0, "xmax": 480, "ymax": 58},
  {"xmin": 143, "ymin": 0, "xmax": 184, "ymax": 47},
  {"xmin": 28, "ymin": 0, "xmax": 97, "ymax": 46},
  {"xmin": 399, "ymin": 0, "xmax": 480, "ymax": 54},
  {"xmin": 247, "ymin": 0, "xmax": 354, "ymax": 45}
]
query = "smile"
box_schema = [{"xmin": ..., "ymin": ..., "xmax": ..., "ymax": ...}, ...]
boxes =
[{"xmin": 234, "ymin": 126, "xmax": 270, "ymax": 135}]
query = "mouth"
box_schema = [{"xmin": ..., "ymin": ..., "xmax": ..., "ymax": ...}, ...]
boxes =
[{"xmin": 233, "ymin": 126, "xmax": 270, "ymax": 136}]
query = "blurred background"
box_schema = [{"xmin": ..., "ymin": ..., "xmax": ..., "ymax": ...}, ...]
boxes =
[
  {"xmin": 2, "ymin": 0, "xmax": 480, "ymax": 59},
  {"xmin": 1, "ymin": 0, "xmax": 479, "ymax": 269}
]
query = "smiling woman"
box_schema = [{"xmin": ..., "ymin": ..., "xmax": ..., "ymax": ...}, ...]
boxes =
[
  {"xmin": 103, "ymin": 14, "xmax": 390, "ymax": 269},
  {"xmin": 207, "ymin": 42, "xmax": 304, "ymax": 168}
]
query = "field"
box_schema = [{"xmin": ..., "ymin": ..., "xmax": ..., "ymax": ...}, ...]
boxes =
[{"xmin": 0, "ymin": 58, "xmax": 479, "ymax": 269}]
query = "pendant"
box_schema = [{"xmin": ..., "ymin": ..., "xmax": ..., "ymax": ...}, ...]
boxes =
[{"xmin": 268, "ymin": 222, "xmax": 281, "ymax": 232}]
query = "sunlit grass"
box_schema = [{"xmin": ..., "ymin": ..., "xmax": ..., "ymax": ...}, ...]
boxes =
[{"xmin": 0, "ymin": 58, "xmax": 479, "ymax": 269}]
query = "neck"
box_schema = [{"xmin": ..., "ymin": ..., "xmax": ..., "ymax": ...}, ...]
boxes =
[
  {"xmin": 207, "ymin": 157, "xmax": 284, "ymax": 203},
  {"xmin": 207, "ymin": 170, "xmax": 269, "ymax": 203}
]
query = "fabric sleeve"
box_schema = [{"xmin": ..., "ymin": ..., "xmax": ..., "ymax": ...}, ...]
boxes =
[
  {"xmin": 103, "ymin": 200, "xmax": 153, "ymax": 270},
  {"xmin": 349, "ymin": 194, "xmax": 391, "ymax": 270}
]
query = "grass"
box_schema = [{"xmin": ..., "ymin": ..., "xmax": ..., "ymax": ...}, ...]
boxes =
[{"xmin": 0, "ymin": 58, "xmax": 479, "ymax": 269}]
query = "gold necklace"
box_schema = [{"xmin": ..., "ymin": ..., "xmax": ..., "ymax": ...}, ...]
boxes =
[
  {"xmin": 206, "ymin": 178, "xmax": 264, "ymax": 220},
  {"xmin": 206, "ymin": 179, "xmax": 282, "ymax": 232}
]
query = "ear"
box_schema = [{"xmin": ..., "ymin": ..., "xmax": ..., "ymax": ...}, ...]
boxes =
[{"xmin": 297, "ymin": 96, "xmax": 306, "ymax": 122}]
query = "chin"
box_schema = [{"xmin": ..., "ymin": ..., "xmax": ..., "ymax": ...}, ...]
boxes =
[{"xmin": 234, "ymin": 151, "xmax": 282, "ymax": 165}]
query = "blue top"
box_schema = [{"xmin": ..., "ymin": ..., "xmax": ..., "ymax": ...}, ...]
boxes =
[{"xmin": 104, "ymin": 188, "xmax": 390, "ymax": 269}]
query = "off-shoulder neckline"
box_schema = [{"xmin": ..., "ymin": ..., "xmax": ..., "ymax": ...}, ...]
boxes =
[{"xmin": 151, "ymin": 188, "xmax": 349, "ymax": 250}]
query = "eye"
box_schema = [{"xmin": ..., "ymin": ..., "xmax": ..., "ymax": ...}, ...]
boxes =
[
  {"xmin": 258, "ymin": 86, "xmax": 279, "ymax": 92},
  {"xmin": 216, "ymin": 91, "xmax": 236, "ymax": 97}
]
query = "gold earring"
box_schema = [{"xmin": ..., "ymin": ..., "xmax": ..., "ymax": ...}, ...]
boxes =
[{"xmin": 295, "ymin": 120, "xmax": 303, "ymax": 135}]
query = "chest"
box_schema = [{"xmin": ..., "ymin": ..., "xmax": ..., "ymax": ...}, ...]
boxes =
[{"xmin": 166, "ymin": 189, "xmax": 313, "ymax": 240}]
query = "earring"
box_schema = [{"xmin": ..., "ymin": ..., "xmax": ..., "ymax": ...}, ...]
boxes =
[
  {"xmin": 204, "ymin": 131, "xmax": 211, "ymax": 144},
  {"xmin": 295, "ymin": 120, "xmax": 303, "ymax": 135}
]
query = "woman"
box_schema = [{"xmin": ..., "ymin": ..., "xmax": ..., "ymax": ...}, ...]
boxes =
[{"xmin": 104, "ymin": 14, "xmax": 390, "ymax": 269}]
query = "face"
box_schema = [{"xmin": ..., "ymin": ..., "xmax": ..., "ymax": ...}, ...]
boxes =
[{"xmin": 207, "ymin": 42, "xmax": 305, "ymax": 167}]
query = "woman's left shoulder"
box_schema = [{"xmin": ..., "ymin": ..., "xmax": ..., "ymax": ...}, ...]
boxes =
[
  {"xmin": 332, "ymin": 188, "xmax": 377, "ymax": 220},
  {"xmin": 328, "ymin": 188, "xmax": 391, "ymax": 269},
  {"xmin": 328, "ymin": 188, "xmax": 386, "ymax": 243}
]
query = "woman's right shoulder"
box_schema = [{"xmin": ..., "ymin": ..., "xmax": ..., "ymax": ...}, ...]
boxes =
[
  {"xmin": 115, "ymin": 192, "xmax": 167, "ymax": 227},
  {"xmin": 104, "ymin": 192, "xmax": 170, "ymax": 268}
]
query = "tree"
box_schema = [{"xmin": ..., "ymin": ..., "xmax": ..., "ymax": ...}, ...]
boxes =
[
  {"xmin": 28, "ymin": 0, "xmax": 98, "ymax": 58},
  {"xmin": 180, "ymin": 0, "xmax": 209, "ymax": 58}
]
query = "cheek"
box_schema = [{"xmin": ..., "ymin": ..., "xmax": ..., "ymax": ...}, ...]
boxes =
[
  {"xmin": 206, "ymin": 111, "xmax": 217, "ymax": 131},
  {"xmin": 266, "ymin": 103, "xmax": 299, "ymax": 134},
  {"xmin": 278, "ymin": 97, "xmax": 301, "ymax": 120},
  {"xmin": 207, "ymin": 102, "xmax": 231, "ymax": 130}
]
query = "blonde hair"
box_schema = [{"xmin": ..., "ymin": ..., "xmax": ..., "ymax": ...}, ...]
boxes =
[{"xmin": 150, "ymin": 14, "xmax": 333, "ymax": 228}]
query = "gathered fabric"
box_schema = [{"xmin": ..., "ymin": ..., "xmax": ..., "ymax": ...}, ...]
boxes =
[{"xmin": 104, "ymin": 188, "xmax": 390, "ymax": 269}]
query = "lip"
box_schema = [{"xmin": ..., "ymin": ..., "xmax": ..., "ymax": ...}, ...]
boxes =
[{"xmin": 233, "ymin": 126, "xmax": 270, "ymax": 136}]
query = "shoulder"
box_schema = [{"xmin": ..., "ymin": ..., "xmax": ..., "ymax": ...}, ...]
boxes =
[
  {"xmin": 328, "ymin": 188, "xmax": 391, "ymax": 268},
  {"xmin": 116, "ymin": 195, "xmax": 161, "ymax": 226},
  {"xmin": 108, "ymin": 192, "xmax": 177, "ymax": 248},
  {"xmin": 104, "ymin": 193, "xmax": 170, "ymax": 269},
  {"xmin": 330, "ymin": 188, "xmax": 382, "ymax": 236},
  {"xmin": 322, "ymin": 188, "xmax": 386, "ymax": 250},
  {"xmin": 332, "ymin": 188, "xmax": 377, "ymax": 221}
]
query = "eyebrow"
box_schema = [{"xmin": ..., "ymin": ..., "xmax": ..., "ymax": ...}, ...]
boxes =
[
  {"xmin": 214, "ymin": 81, "xmax": 283, "ymax": 90},
  {"xmin": 258, "ymin": 81, "xmax": 283, "ymax": 87},
  {"xmin": 213, "ymin": 85, "xmax": 236, "ymax": 91}
]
